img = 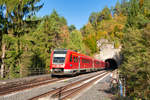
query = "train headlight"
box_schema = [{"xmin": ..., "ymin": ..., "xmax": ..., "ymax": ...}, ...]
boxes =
[{"xmin": 70, "ymin": 64, "xmax": 72, "ymax": 67}]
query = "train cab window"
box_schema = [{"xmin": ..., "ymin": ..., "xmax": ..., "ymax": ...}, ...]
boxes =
[
  {"xmin": 53, "ymin": 50, "xmax": 67, "ymax": 64},
  {"xmin": 70, "ymin": 54, "xmax": 72, "ymax": 62}
]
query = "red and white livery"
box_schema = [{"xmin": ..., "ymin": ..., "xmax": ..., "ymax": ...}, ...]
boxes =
[{"xmin": 50, "ymin": 49, "xmax": 109, "ymax": 75}]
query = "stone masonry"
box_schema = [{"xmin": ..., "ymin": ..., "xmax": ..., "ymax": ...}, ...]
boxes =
[{"xmin": 95, "ymin": 39, "xmax": 122, "ymax": 66}]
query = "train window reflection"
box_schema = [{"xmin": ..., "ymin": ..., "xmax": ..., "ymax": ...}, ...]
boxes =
[
  {"xmin": 70, "ymin": 55, "xmax": 72, "ymax": 62},
  {"xmin": 53, "ymin": 57, "xmax": 65, "ymax": 64}
]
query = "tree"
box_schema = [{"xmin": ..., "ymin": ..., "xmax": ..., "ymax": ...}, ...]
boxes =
[
  {"xmin": 83, "ymin": 33, "xmax": 97, "ymax": 54},
  {"xmin": 89, "ymin": 12, "xmax": 98, "ymax": 28},
  {"xmin": 127, "ymin": 0, "xmax": 140, "ymax": 27},
  {"xmin": 120, "ymin": 28, "xmax": 150, "ymax": 99},
  {"xmin": 68, "ymin": 30, "xmax": 86, "ymax": 53},
  {"xmin": 113, "ymin": 0, "xmax": 121, "ymax": 16},
  {"xmin": 69, "ymin": 24, "xmax": 76, "ymax": 32},
  {"xmin": 0, "ymin": 0, "xmax": 43, "ymax": 78},
  {"xmin": 0, "ymin": 5, "xmax": 6, "ymax": 78},
  {"xmin": 60, "ymin": 16, "xmax": 67, "ymax": 26},
  {"xmin": 119, "ymin": 0, "xmax": 150, "ymax": 99},
  {"xmin": 28, "ymin": 10, "xmax": 69, "ymax": 72},
  {"xmin": 100, "ymin": 6, "xmax": 112, "ymax": 20},
  {"xmin": 81, "ymin": 22, "xmax": 96, "ymax": 37}
]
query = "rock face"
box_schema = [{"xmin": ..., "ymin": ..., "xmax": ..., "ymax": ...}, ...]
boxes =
[{"xmin": 95, "ymin": 39, "xmax": 122, "ymax": 66}]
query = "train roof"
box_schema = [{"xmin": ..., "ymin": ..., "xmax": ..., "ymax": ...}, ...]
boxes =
[
  {"xmin": 67, "ymin": 50, "xmax": 92, "ymax": 59},
  {"xmin": 53, "ymin": 49, "xmax": 103, "ymax": 61}
]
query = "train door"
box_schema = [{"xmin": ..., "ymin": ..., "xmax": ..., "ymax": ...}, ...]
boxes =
[
  {"xmin": 92, "ymin": 59, "xmax": 94, "ymax": 71},
  {"xmin": 70, "ymin": 55, "xmax": 78, "ymax": 70},
  {"xmin": 79, "ymin": 56, "xmax": 83, "ymax": 69}
]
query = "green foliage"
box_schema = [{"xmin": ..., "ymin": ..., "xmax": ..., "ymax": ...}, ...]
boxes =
[
  {"xmin": 127, "ymin": 0, "xmax": 150, "ymax": 28},
  {"xmin": 88, "ymin": 6, "xmax": 111, "ymax": 29},
  {"xmin": 0, "ymin": 0, "xmax": 44, "ymax": 78},
  {"xmin": 113, "ymin": 0, "xmax": 121, "ymax": 16},
  {"xmin": 81, "ymin": 22, "xmax": 96, "ymax": 37},
  {"xmin": 82, "ymin": 6, "xmax": 126, "ymax": 54},
  {"xmin": 83, "ymin": 34, "xmax": 97, "ymax": 54},
  {"xmin": 69, "ymin": 24, "xmax": 76, "ymax": 32},
  {"xmin": 120, "ymin": 0, "xmax": 150, "ymax": 99},
  {"xmin": 60, "ymin": 16, "xmax": 67, "ymax": 26},
  {"xmin": 88, "ymin": 12, "xmax": 98, "ymax": 28},
  {"xmin": 127, "ymin": 0, "xmax": 139, "ymax": 27},
  {"xmin": 100, "ymin": 6, "xmax": 112, "ymax": 20},
  {"xmin": 26, "ymin": 10, "xmax": 70, "ymax": 74},
  {"xmin": 114, "ymin": 38, "xmax": 120, "ymax": 48},
  {"xmin": 120, "ymin": 28, "xmax": 150, "ymax": 99},
  {"xmin": 68, "ymin": 30, "xmax": 86, "ymax": 54}
]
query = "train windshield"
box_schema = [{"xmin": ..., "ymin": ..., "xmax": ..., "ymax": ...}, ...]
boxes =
[{"xmin": 53, "ymin": 50, "xmax": 67, "ymax": 64}]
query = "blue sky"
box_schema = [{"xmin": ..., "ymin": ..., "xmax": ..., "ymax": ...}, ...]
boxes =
[{"xmin": 37, "ymin": 0, "xmax": 120, "ymax": 29}]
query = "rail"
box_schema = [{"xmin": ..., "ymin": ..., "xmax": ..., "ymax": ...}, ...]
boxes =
[{"xmin": 30, "ymin": 71, "xmax": 109, "ymax": 100}]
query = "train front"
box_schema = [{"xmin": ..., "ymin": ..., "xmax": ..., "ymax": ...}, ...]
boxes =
[{"xmin": 50, "ymin": 49, "xmax": 70, "ymax": 75}]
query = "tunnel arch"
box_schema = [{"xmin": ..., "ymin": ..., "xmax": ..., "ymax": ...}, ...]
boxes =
[{"xmin": 105, "ymin": 58, "xmax": 118, "ymax": 69}]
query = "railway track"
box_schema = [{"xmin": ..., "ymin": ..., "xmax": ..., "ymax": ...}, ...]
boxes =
[
  {"xmin": 53, "ymin": 73, "xmax": 108, "ymax": 100},
  {"xmin": 30, "ymin": 71, "xmax": 110, "ymax": 100},
  {"xmin": 0, "ymin": 70, "xmax": 110, "ymax": 100},
  {"xmin": 0, "ymin": 76, "xmax": 67, "ymax": 96}
]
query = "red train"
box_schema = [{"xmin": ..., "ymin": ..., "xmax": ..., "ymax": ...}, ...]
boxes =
[{"xmin": 50, "ymin": 49, "xmax": 109, "ymax": 76}]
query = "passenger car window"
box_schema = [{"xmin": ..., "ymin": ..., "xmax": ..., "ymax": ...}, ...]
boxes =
[
  {"xmin": 76, "ymin": 57, "xmax": 78, "ymax": 62},
  {"xmin": 73, "ymin": 56, "xmax": 76, "ymax": 62},
  {"xmin": 70, "ymin": 54, "xmax": 72, "ymax": 62}
]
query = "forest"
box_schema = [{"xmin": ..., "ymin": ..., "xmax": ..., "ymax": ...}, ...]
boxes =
[{"xmin": 0, "ymin": 0, "xmax": 150, "ymax": 99}]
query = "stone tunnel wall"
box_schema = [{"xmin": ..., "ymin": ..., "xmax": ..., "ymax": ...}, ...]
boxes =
[{"xmin": 94, "ymin": 39, "xmax": 122, "ymax": 66}]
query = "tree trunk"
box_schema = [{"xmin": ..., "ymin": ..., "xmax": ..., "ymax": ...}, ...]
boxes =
[{"xmin": 1, "ymin": 43, "xmax": 6, "ymax": 78}]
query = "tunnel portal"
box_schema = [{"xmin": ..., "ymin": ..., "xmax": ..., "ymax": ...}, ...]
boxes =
[{"xmin": 105, "ymin": 58, "xmax": 118, "ymax": 69}]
